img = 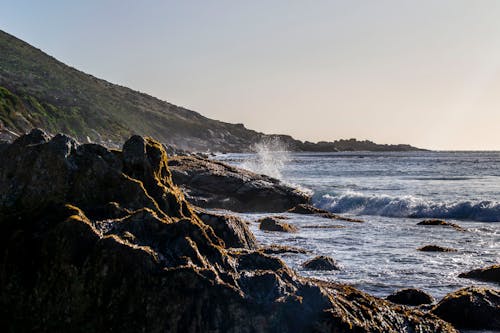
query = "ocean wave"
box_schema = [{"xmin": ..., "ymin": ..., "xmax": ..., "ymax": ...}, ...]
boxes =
[{"xmin": 314, "ymin": 192, "xmax": 500, "ymax": 222}]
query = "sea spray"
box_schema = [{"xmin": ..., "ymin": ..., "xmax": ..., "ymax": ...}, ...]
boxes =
[{"xmin": 240, "ymin": 137, "xmax": 291, "ymax": 180}]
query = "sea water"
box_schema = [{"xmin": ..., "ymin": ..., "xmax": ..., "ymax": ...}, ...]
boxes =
[{"xmin": 216, "ymin": 151, "xmax": 500, "ymax": 300}]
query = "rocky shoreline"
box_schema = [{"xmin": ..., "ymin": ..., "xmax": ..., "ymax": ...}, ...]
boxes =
[{"xmin": 0, "ymin": 129, "xmax": 497, "ymax": 332}]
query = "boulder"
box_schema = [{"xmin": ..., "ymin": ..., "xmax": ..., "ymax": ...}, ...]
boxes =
[
  {"xmin": 288, "ymin": 204, "xmax": 364, "ymax": 222},
  {"xmin": 386, "ymin": 288, "xmax": 435, "ymax": 306},
  {"xmin": 417, "ymin": 245, "xmax": 457, "ymax": 252},
  {"xmin": 302, "ymin": 255, "xmax": 341, "ymax": 271},
  {"xmin": 458, "ymin": 265, "xmax": 500, "ymax": 284},
  {"xmin": 417, "ymin": 219, "xmax": 466, "ymax": 232},
  {"xmin": 432, "ymin": 287, "xmax": 500, "ymax": 330},
  {"xmin": 0, "ymin": 129, "xmax": 457, "ymax": 333},
  {"xmin": 195, "ymin": 208, "xmax": 258, "ymax": 249},
  {"xmin": 168, "ymin": 155, "xmax": 310, "ymax": 212},
  {"xmin": 261, "ymin": 244, "xmax": 309, "ymax": 254},
  {"xmin": 258, "ymin": 216, "xmax": 298, "ymax": 232}
]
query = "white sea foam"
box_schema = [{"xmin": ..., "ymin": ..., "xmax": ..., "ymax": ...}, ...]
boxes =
[
  {"xmin": 315, "ymin": 191, "xmax": 500, "ymax": 222},
  {"xmin": 240, "ymin": 137, "xmax": 290, "ymax": 180}
]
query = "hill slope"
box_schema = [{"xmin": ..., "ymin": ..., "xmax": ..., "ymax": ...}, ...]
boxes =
[{"xmin": 0, "ymin": 29, "xmax": 421, "ymax": 152}]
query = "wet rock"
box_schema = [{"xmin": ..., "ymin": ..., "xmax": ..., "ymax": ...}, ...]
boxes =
[
  {"xmin": 0, "ymin": 130, "xmax": 457, "ymax": 333},
  {"xmin": 458, "ymin": 265, "xmax": 500, "ymax": 284},
  {"xmin": 386, "ymin": 288, "xmax": 435, "ymax": 306},
  {"xmin": 418, "ymin": 245, "xmax": 457, "ymax": 252},
  {"xmin": 168, "ymin": 155, "xmax": 310, "ymax": 212},
  {"xmin": 195, "ymin": 208, "xmax": 258, "ymax": 249},
  {"xmin": 302, "ymin": 255, "xmax": 341, "ymax": 271},
  {"xmin": 260, "ymin": 244, "xmax": 309, "ymax": 254},
  {"xmin": 288, "ymin": 204, "xmax": 364, "ymax": 222},
  {"xmin": 258, "ymin": 216, "xmax": 298, "ymax": 232},
  {"xmin": 417, "ymin": 219, "xmax": 466, "ymax": 232},
  {"xmin": 432, "ymin": 287, "xmax": 500, "ymax": 330}
]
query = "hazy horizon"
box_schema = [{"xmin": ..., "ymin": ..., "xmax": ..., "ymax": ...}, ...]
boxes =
[{"xmin": 3, "ymin": 1, "xmax": 500, "ymax": 150}]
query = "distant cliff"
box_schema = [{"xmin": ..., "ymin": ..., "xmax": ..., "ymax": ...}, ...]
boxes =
[{"xmin": 0, "ymin": 29, "xmax": 422, "ymax": 152}]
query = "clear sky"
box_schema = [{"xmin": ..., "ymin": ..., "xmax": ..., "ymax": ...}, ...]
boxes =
[{"xmin": 2, "ymin": 0, "xmax": 500, "ymax": 150}]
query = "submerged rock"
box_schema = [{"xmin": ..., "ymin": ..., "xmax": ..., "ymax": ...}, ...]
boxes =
[
  {"xmin": 288, "ymin": 204, "xmax": 364, "ymax": 222},
  {"xmin": 168, "ymin": 155, "xmax": 310, "ymax": 212},
  {"xmin": 302, "ymin": 255, "xmax": 341, "ymax": 271},
  {"xmin": 260, "ymin": 244, "xmax": 309, "ymax": 254},
  {"xmin": 417, "ymin": 219, "xmax": 466, "ymax": 232},
  {"xmin": 432, "ymin": 287, "xmax": 500, "ymax": 330},
  {"xmin": 0, "ymin": 129, "xmax": 457, "ymax": 332},
  {"xmin": 386, "ymin": 288, "xmax": 435, "ymax": 306},
  {"xmin": 258, "ymin": 216, "xmax": 298, "ymax": 232},
  {"xmin": 417, "ymin": 245, "xmax": 457, "ymax": 252},
  {"xmin": 458, "ymin": 265, "xmax": 500, "ymax": 284}
]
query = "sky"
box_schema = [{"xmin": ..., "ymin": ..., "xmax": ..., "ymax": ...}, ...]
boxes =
[{"xmin": 2, "ymin": 0, "xmax": 500, "ymax": 150}]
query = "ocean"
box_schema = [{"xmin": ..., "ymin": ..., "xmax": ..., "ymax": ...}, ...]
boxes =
[{"xmin": 216, "ymin": 150, "xmax": 500, "ymax": 300}]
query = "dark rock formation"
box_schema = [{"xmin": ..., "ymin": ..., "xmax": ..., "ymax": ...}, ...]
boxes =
[
  {"xmin": 258, "ymin": 217, "xmax": 298, "ymax": 233},
  {"xmin": 195, "ymin": 208, "xmax": 257, "ymax": 249},
  {"xmin": 168, "ymin": 155, "xmax": 310, "ymax": 212},
  {"xmin": 288, "ymin": 204, "xmax": 364, "ymax": 222},
  {"xmin": 386, "ymin": 289, "xmax": 435, "ymax": 306},
  {"xmin": 417, "ymin": 245, "xmax": 457, "ymax": 252},
  {"xmin": 302, "ymin": 256, "xmax": 342, "ymax": 271},
  {"xmin": 0, "ymin": 130, "xmax": 457, "ymax": 332},
  {"xmin": 417, "ymin": 219, "xmax": 466, "ymax": 232},
  {"xmin": 458, "ymin": 265, "xmax": 500, "ymax": 284},
  {"xmin": 432, "ymin": 287, "xmax": 500, "ymax": 330}
]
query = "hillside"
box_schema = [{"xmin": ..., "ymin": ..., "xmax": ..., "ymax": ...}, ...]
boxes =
[{"xmin": 0, "ymin": 29, "xmax": 421, "ymax": 152}]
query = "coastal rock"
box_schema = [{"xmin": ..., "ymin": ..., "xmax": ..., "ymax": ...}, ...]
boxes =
[
  {"xmin": 417, "ymin": 219, "xmax": 466, "ymax": 232},
  {"xmin": 386, "ymin": 288, "xmax": 435, "ymax": 306},
  {"xmin": 418, "ymin": 245, "xmax": 457, "ymax": 252},
  {"xmin": 302, "ymin": 255, "xmax": 341, "ymax": 271},
  {"xmin": 195, "ymin": 208, "xmax": 258, "ymax": 249},
  {"xmin": 168, "ymin": 155, "xmax": 310, "ymax": 212},
  {"xmin": 432, "ymin": 287, "xmax": 500, "ymax": 330},
  {"xmin": 258, "ymin": 216, "xmax": 298, "ymax": 232},
  {"xmin": 0, "ymin": 130, "xmax": 457, "ymax": 332},
  {"xmin": 288, "ymin": 204, "xmax": 364, "ymax": 222},
  {"xmin": 458, "ymin": 265, "xmax": 500, "ymax": 284}
]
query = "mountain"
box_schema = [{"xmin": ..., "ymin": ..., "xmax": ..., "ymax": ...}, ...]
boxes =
[{"xmin": 0, "ymin": 29, "xmax": 422, "ymax": 152}]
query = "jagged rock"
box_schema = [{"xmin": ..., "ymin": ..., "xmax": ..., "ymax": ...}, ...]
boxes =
[
  {"xmin": 417, "ymin": 219, "xmax": 466, "ymax": 232},
  {"xmin": 418, "ymin": 245, "xmax": 457, "ymax": 252},
  {"xmin": 302, "ymin": 255, "xmax": 341, "ymax": 271},
  {"xmin": 0, "ymin": 130, "xmax": 457, "ymax": 332},
  {"xmin": 458, "ymin": 265, "xmax": 500, "ymax": 284},
  {"xmin": 261, "ymin": 244, "xmax": 309, "ymax": 255},
  {"xmin": 288, "ymin": 204, "xmax": 364, "ymax": 222},
  {"xmin": 168, "ymin": 155, "xmax": 310, "ymax": 212},
  {"xmin": 195, "ymin": 208, "xmax": 258, "ymax": 249},
  {"xmin": 432, "ymin": 287, "xmax": 500, "ymax": 330},
  {"xmin": 386, "ymin": 289, "xmax": 435, "ymax": 306},
  {"xmin": 258, "ymin": 217, "xmax": 298, "ymax": 232}
]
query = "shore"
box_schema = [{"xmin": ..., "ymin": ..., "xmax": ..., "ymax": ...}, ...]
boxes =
[{"xmin": 0, "ymin": 129, "xmax": 498, "ymax": 332}]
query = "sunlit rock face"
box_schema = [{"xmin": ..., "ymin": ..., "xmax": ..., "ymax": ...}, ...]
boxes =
[{"xmin": 0, "ymin": 129, "xmax": 456, "ymax": 332}]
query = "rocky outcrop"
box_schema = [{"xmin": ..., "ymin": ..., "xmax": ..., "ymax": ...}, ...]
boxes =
[
  {"xmin": 458, "ymin": 265, "xmax": 500, "ymax": 284},
  {"xmin": 288, "ymin": 204, "xmax": 364, "ymax": 222},
  {"xmin": 0, "ymin": 130, "xmax": 457, "ymax": 332},
  {"xmin": 260, "ymin": 245, "xmax": 309, "ymax": 255},
  {"xmin": 417, "ymin": 219, "xmax": 466, "ymax": 232},
  {"xmin": 432, "ymin": 287, "xmax": 500, "ymax": 330},
  {"xmin": 386, "ymin": 289, "xmax": 435, "ymax": 306},
  {"xmin": 258, "ymin": 217, "xmax": 298, "ymax": 233},
  {"xmin": 417, "ymin": 245, "xmax": 457, "ymax": 252},
  {"xmin": 302, "ymin": 256, "xmax": 342, "ymax": 271},
  {"xmin": 168, "ymin": 155, "xmax": 310, "ymax": 212}
]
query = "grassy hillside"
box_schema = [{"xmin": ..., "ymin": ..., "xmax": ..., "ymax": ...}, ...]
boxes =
[{"xmin": 0, "ymin": 29, "xmax": 421, "ymax": 152}]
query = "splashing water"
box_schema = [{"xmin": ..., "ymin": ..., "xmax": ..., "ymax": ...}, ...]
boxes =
[{"xmin": 240, "ymin": 137, "xmax": 290, "ymax": 179}]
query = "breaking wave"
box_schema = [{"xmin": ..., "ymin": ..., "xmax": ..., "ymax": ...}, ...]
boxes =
[{"xmin": 315, "ymin": 192, "xmax": 500, "ymax": 222}]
